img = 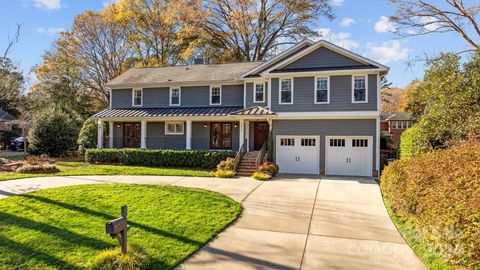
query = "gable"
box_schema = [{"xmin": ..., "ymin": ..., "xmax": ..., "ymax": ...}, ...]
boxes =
[{"xmin": 278, "ymin": 47, "xmax": 369, "ymax": 71}]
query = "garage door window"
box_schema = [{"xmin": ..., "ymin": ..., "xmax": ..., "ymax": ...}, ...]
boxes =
[
  {"xmin": 280, "ymin": 138, "xmax": 295, "ymax": 146},
  {"xmin": 301, "ymin": 138, "xmax": 316, "ymax": 146},
  {"xmin": 352, "ymin": 139, "xmax": 368, "ymax": 147},
  {"xmin": 330, "ymin": 139, "xmax": 345, "ymax": 147}
]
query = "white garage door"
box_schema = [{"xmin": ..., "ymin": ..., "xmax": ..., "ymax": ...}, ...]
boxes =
[
  {"xmin": 325, "ymin": 136, "xmax": 373, "ymax": 177},
  {"xmin": 276, "ymin": 136, "xmax": 320, "ymax": 174}
]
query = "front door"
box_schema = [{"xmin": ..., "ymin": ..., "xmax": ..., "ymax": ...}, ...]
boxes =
[
  {"xmin": 123, "ymin": 122, "xmax": 141, "ymax": 148},
  {"xmin": 210, "ymin": 122, "xmax": 232, "ymax": 149},
  {"xmin": 254, "ymin": 122, "xmax": 269, "ymax": 150}
]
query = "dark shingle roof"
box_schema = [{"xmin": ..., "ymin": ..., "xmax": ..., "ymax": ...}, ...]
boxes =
[
  {"xmin": 0, "ymin": 109, "xmax": 16, "ymax": 122},
  {"xmin": 381, "ymin": 112, "xmax": 415, "ymax": 121},
  {"xmin": 230, "ymin": 106, "xmax": 275, "ymax": 116},
  {"xmin": 93, "ymin": 107, "xmax": 244, "ymax": 118}
]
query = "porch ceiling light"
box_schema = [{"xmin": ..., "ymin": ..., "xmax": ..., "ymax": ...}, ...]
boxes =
[
  {"xmin": 234, "ymin": 123, "xmax": 238, "ymax": 128},
  {"xmin": 116, "ymin": 124, "xmax": 121, "ymax": 128},
  {"xmin": 203, "ymin": 123, "xmax": 208, "ymax": 128}
]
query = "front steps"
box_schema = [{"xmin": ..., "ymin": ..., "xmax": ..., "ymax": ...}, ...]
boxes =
[{"xmin": 236, "ymin": 151, "xmax": 259, "ymax": 176}]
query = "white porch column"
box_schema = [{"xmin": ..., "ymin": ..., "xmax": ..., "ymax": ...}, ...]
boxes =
[
  {"xmin": 141, "ymin": 120, "xmax": 147, "ymax": 149},
  {"xmin": 245, "ymin": 120, "xmax": 250, "ymax": 151},
  {"xmin": 186, "ymin": 120, "xmax": 192, "ymax": 150},
  {"xmin": 239, "ymin": 119, "xmax": 245, "ymax": 149},
  {"xmin": 108, "ymin": 121, "xmax": 114, "ymax": 148},
  {"xmin": 97, "ymin": 119, "xmax": 104, "ymax": 149}
]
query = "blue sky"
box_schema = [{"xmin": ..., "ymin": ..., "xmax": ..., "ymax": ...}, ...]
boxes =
[{"xmin": 0, "ymin": 0, "xmax": 472, "ymax": 89}]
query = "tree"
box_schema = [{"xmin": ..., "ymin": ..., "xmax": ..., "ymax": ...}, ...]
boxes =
[
  {"xmin": 401, "ymin": 80, "xmax": 424, "ymax": 115},
  {"xmin": 390, "ymin": 0, "xmax": 480, "ymax": 51},
  {"xmin": 382, "ymin": 87, "xmax": 405, "ymax": 112},
  {"xmin": 77, "ymin": 118, "xmax": 108, "ymax": 154},
  {"xmin": 29, "ymin": 108, "xmax": 81, "ymax": 157},
  {"xmin": 184, "ymin": 0, "xmax": 334, "ymax": 62}
]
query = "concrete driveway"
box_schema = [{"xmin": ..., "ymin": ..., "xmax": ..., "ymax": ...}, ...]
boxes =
[{"xmin": 0, "ymin": 175, "xmax": 425, "ymax": 270}]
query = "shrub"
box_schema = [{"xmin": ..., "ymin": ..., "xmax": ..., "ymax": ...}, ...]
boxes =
[
  {"xmin": 85, "ymin": 149, "xmax": 236, "ymax": 169},
  {"xmin": 29, "ymin": 109, "xmax": 81, "ymax": 157},
  {"xmin": 251, "ymin": 172, "xmax": 271, "ymax": 181},
  {"xmin": 380, "ymin": 140, "xmax": 480, "ymax": 268},
  {"xmin": 78, "ymin": 118, "xmax": 99, "ymax": 154},
  {"xmin": 216, "ymin": 157, "xmax": 235, "ymax": 171},
  {"xmin": 89, "ymin": 245, "xmax": 149, "ymax": 270},
  {"xmin": 258, "ymin": 161, "xmax": 279, "ymax": 176},
  {"xmin": 213, "ymin": 170, "xmax": 236, "ymax": 178},
  {"xmin": 16, "ymin": 164, "xmax": 60, "ymax": 174},
  {"xmin": 399, "ymin": 125, "xmax": 432, "ymax": 158}
]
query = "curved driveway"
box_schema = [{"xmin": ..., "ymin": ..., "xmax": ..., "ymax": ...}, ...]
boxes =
[{"xmin": 0, "ymin": 175, "xmax": 425, "ymax": 270}]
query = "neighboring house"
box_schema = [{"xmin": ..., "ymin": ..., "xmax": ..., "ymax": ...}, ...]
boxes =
[
  {"xmin": 0, "ymin": 109, "xmax": 16, "ymax": 132},
  {"xmin": 93, "ymin": 40, "xmax": 388, "ymax": 177},
  {"xmin": 380, "ymin": 112, "xmax": 416, "ymax": 149}
]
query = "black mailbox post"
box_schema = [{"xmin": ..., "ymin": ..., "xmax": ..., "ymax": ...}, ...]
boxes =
[{"xmin": 106, "ymin": 205, "xmax": 129, "ymax": 254}]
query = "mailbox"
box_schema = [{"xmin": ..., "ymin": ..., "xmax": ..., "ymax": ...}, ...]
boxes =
[{"xmin": 106, "ymin": 217, "xmax": 127, "ymax": 236}]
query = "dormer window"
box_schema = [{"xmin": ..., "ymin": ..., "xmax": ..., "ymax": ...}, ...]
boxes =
[
  {"xmin": 170, "ymin": 87, "xmax": 181, "ymax": 106},
  {"xmin": 210, "ymin": 86, "xmax": 221, "ymax": 105},
  {"xmin": 132, "ymin": 89, "xmax": 142, "ymax": 106},
  {"xmin": 254, "ymin": 83, "xmax": 265, "ymax": 103}
]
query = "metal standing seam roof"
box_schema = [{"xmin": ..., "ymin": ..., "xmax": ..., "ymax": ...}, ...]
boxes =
[
  {"xmin": 93, "ymin": 106, "xmax": 245, "ymax": 118},
  {"xmin": 230, "ymin": 106, "xmax": 275, "ymax": 116},
  {"xmin": 0, "ymin": 109, "xmax": 16, "ymax": 121}
]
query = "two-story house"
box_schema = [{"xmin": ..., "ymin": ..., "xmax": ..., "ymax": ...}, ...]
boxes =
[
  {"xmin": 380, "ymin": 112, "xmax": 416, "ymax": 149},
  {"xmin": 93, "ymin": 40, "xmax": 388, "ymax": 177}
]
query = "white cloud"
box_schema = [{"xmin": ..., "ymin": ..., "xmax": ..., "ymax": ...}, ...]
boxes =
[
  {"xmin": 375, "ymin": 16, "xmax": 396, "ymax": 33},
  {"xmin": 316, "ymin": 28, "xmax": 359, "ymax": 50},
  {"xmin": 37, "ymin": 27, "xmax": 65, "ymax": 36},
  {"xmin": 32, "ymin": 0, "xmax": 61, "ymax": 10},
  {"xmin": 332, "ymin": 0, "xmax": 344, "ymax": 6},
  {"xmin": 364, "ymin": 40, "xmax": 410, "ymax": 64},
  {"xmin": 420, "ymin": 17, "xmax": 445, "ymax": 31},
  {"xmin": 340, "ymin": 17, "xmax": 355, "ymax": 28}
]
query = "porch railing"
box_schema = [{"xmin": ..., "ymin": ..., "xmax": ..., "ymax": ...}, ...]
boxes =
[
  {"xmin": 234, "ymin": 139, "xmax": 247, "ymax": 171},
  {"xmin": 255, "ymin": 141, "xmax": 267, "ymax": 170}
]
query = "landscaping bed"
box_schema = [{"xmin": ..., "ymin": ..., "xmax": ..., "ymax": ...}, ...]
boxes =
[{"xmin": 0, "ymin": 184, "xmax": 241, "ymax": 269}]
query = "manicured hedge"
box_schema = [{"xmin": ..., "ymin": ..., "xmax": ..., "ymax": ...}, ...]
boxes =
[
  {"xmin": 380, "ymin": 140, "xmax": 480, "ymax": 268},
  {"xmin": 85, "ymin": 149, "xmax": 236, "ymax": 169}
]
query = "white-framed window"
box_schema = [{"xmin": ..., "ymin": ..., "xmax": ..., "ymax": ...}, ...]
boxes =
[
  {"xmin": 169, "ymin": 87, "xmax": 181, "ymax": 106},
  {"xmin": 352, "ymin": 75, "xmax": 368, "ymax": 103},
  {"xmin": 165, "ymin": 122, "xmax": 184, "ymax": 135},
  {"xmin": 315, "ymin": 76, "xmax": 329, "ymax": 104},
  {"xmin": 132, "ymin": 89, "xmax": 143, "ymax": 106},
  {"xmin": 279, "ymin": 78, "xmax": 293, "ymax": 104},
  {"xmin": 254, "ymin": 82, "xmax": 265, "ymax": 103},
  {"xmin": 210, "ymin": 86, "xmax": 221, "ymax": 105}
]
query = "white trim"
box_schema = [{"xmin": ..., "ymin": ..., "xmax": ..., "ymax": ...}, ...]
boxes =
[
  {"xmin": 275, "ymin": 135, "xmax": 321, "ymax": 175},
  {"xmin": 245, "ymin": 120, "xmax": 250, "ymax": 151},
  {"xmin": 108, "ymin": 121, "xmax": 114, "ymax": 148},
  {"xmin": 243, "ymin": 83, "xmax": 246, "ymax": 108},
  {"xmin": 132, "ymin": 88, "xmax": 143, "ymax": 107},
  {"xmin": 97, "ymin": 119, "xmax": 104, "ymax": 149},
  {"xmin": 275, "ymin": 111, "xmax": 379, "ymax": 119},
  {"xmin": 109, "ymin": 89, "xmax": 112, "ymax": 109},
  {"xmin": 314, "ymin": 76, "xmax": 330, "ymax": 104},
  {"xmin": 186, "ymin": 120, "xmax": 192, "ymax": 150},
  {"xmin": 107, "ymin": 80, "xmax": 244, "ymax": 89},
  {"xmin": 239, "ymin": 39, "xmax": 314, "ymax": 78},
  {"xmin": 377, "ymin": 73, "xmax": 381, "ymax": 111},
  {"xmin": 279, "ymin": 78, "xmax": 294, "ymax": 105},
  {"xmin": 263, "ymin": 69, "xmax": 384, "ymax": 78},
  {"xmin": 261, "ymin": 40, "xmax": 388, "ymax": 76},
  {"xmin": 268, "ymin": 78, "xmax": 272, "ymax": 109},
  {"xmin": 325, "ymin": 135, "xmax": 373, "ymax": 177},
  {"xmin": 165, "ymin": 121, "xmax": 185, "ymax": 135},
  {"xmin": 351, "ymin": 75, "xmax": 368, "ymax": 104},
  {"xmin": 169, "ymin": 87, "xmax": 181, "ymax": 106},
  {"xmin": 209, "ymin": 85, "xmax": 222, "ymax": 105},
  {"xmin": 253, "ymin": 82, "xmax": 266, "ymax": 103},
  {"xmin": 140, "ymin": 120, "xmax": 147, "ymax": 149},
  {"xmin": 376, "ymin": 116, "xmax": 380, "ymax": 175}
]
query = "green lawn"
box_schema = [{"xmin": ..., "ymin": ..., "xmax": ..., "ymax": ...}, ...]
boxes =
[
  {"xmin": 0, "ymin": 184, "xmax": 241, "ymax": 269},
  {"xmin": 0, "ymin": 161, "xmax": 212, "ymax": 181}
]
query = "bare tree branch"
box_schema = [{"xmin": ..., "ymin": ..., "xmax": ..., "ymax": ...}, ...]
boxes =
[{"xmin": 2, "ymin": 24, "xmax": 22, "ymax": 60}]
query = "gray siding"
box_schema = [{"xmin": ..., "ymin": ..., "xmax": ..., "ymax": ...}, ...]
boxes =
[
  {"xmin": 272, "ymin": 119, "xmax": 377, "ymax": 172},
  {"xmin": 143, "ymin": 88, "xmax": 169, "ymax": 107},
  {"xmin": 281, "ymin": 47, "xmax": 367, "ymax": 70},
  {"xmin": 245, "ymin": 82, "xmax": 268, "ymax": 108},
  {"xmin": 146, "ymin": 122, "xmax": 186, "ymax": 150},
  {"xmin": 222, "ymin": 85, "xmax": 244, "ymax": 107},
  {"xmin": 113, "ymin": 122, "xmax": 123, "ymax": 148},
  {"xmin": 270, "ymin": 74, "xmax": 377, "ymax": 112},
  {"xmin": 111, "ymin": 89, "xmax": 132, "ymax": 108}
]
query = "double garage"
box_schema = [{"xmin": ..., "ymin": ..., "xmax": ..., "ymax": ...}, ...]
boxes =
[{"xmin": 273, "ymin": 119, "xmax": 376, "ymax": 177}]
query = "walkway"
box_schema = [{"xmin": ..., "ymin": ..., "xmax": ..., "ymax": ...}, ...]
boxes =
[{"xmin": 0, "ymin": 175, "xmax": 425, "ymax": 270}]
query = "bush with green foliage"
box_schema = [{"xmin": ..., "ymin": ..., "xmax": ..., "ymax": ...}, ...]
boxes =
[
  {"xmin": 29, "ymin": 109, "xmax": 80, "ymax": 157},
  {"xmin": 213, "ymin": 169, "xmax": 236, "ymax": 178},
  {"xmin": 251, "ymin": 172, "xmax": 271, "ymax": 181},
  {"xmin": 89, "ymin": 244, "xmax": 149, "ymax": 270},
  {"xmin": 15, "ymin": 164, "xmax": 60, "ymax": 174},
  {"xmin": 85, "ymin": 149, "xmax": 236, "ymax": 169},
  {"xmin": 381, "ymin": 139, "xmax": 480, "ymax": 268},
  {"xmin": 216, "ymin": 157, "xmax": 235, "ymax": 171},
  {"xmin": 78, "ymin": 118, "xmax": 100, "ymax": 154},
  {"xmin": 399, "ymin": 125, "xmax": 432, "ymax": 158},
  {"xmin": 258, "ymin": 161, "xmax": 279, "ymax": 176}
]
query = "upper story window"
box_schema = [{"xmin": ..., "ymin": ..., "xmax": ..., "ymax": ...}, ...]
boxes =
[
  {"xmin": 254, "ymin": 83, "xmax": 265, "ymax": 103},
  {"xmin": 210, "ymin": 86, "xmax": 221, "ymax": 105},
  {"xmin": 279, "ymin": 78, "xmax": 293, "ymax": 104},
  {"xmin": 132, "ymin": 89, "xmax": 142, "ymax": 106},
  {"xmin": 170, "ymin": 87, "xmax": 181, "ymax": 106},
  {"xmin": 352, "ymin": 75, "xmax": 368, "ymax": 103},
  {"xmin": 315, "ymin": 76, "xmax": 329, "ymax": 104},
  {"xmin": 392, "ymin": 121, "xmax": 411, "ymax": 129}
]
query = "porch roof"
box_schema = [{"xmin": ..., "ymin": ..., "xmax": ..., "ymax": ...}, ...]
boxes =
[
  {"xmin": 230, "ymin": 106, "xmax": 275, "ymax": 116},
  {"xmin": 93, "ymin": 106, "xmax": 244, "ymax": 119}
]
